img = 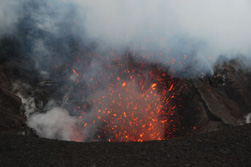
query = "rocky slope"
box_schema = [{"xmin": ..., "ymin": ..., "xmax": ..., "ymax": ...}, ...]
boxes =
[{"xmin": 0, "ymin": 63, "xmax": 25, "ymax": 133}]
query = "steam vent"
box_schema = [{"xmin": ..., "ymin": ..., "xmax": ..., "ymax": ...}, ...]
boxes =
[{"xmin": 1, "ymin": 0, "xmax": 251, "ymax": 166}]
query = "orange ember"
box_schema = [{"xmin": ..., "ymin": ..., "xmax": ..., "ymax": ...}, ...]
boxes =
[
  {"xmin": 72, "ymin": 53, "xmax": 179, "ymax": 142},
  {"xmin": 72, "ymin": 69, "xmax": 79, "ymax": 76},
  {"xmin": 95, "ymin": 80, "xmax": 165, "ymax": 142}
]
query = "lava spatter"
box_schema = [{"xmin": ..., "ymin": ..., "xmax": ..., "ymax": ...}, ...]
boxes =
[{"xmin": 71, "ymin": 53, "xmax": 182, "ymax": 142}]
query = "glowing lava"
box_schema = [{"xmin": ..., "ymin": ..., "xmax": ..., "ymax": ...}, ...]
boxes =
[
  {"xmin": 95, "ymin": 80, "xmax": 167, "ymax": 142},
  {"xmin": 71, "ymin": 53, "xmax": 179, "ymax": 142}
]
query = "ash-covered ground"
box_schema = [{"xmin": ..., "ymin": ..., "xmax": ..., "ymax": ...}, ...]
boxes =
[{"xmin": 1, "ymin": 120, "xmax": 251, "ymax": 167}]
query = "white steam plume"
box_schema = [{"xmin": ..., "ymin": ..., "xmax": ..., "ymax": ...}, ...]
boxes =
[
  {"xmin": 1, "ymin": 0, "xmax": 251, "ymax": 73},
  {"xmin": 71, "ymin": 0, "xmax": 251, "ymax": 68},
  {"xmin": 27, "ymin": 107, "xmax": 83, "ymax": 141},
  {"xmin": 245, "ymin": 113, "xmax": 251, "ymax": 124},
  {"xmin": 0, "ymin": 0, "xmax": 22, "ymax": 36}
]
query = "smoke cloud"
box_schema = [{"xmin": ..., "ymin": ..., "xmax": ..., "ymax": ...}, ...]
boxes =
[
  {"xmin": 27, "ymin": 107, "xmax": 83, "ymax": 141},
  {"xmin": 245, "ymin": 113, "xmax": 251, "ymax": 124},
  {"xmin": 70, "ymin": 0, "xmax": 251, "ymax": 70},
  {"xmin": 0, "ymin": 0, "xmax": 21, "ymax": 36},
  {"xmin": 1, "ymin": 0, "xmax": 251, "ymax": 73}
]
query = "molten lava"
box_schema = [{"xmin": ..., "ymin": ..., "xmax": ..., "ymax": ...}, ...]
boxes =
[
  {"xmin": 71, "ymin": 53, "xmax": 181, "ymax": 142},
  {"xmin": 95, "ymin": 80, "xmax": 168, "ymax": 142}
]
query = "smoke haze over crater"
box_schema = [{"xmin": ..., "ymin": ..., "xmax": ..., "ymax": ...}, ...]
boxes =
[
  {"xmin": 71, "ymin": 0, "xmax": 251, "ymax": 68},
  {"xmin": 1, "ymin": 0, "xmax": 251, "ymax": 73}
]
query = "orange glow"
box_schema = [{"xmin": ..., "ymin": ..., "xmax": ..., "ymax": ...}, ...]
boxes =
[
  {"xmin": 73, "ymin": 69, "xmax": 79, "ymax": 77},
  {"xmin": 94, "ymin": 81, "xmax": 166, "ymax": 142},
  {"xmin": 122, "ymin": 82, "xmax": 127, "ymax": 88},
  {"xmin": 151, "ymin": 83, "xmax": 157, "ymax": 90},
  {"xmin": 72, "ymin": 53, "xmax": 180, "ymax": 142}
]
